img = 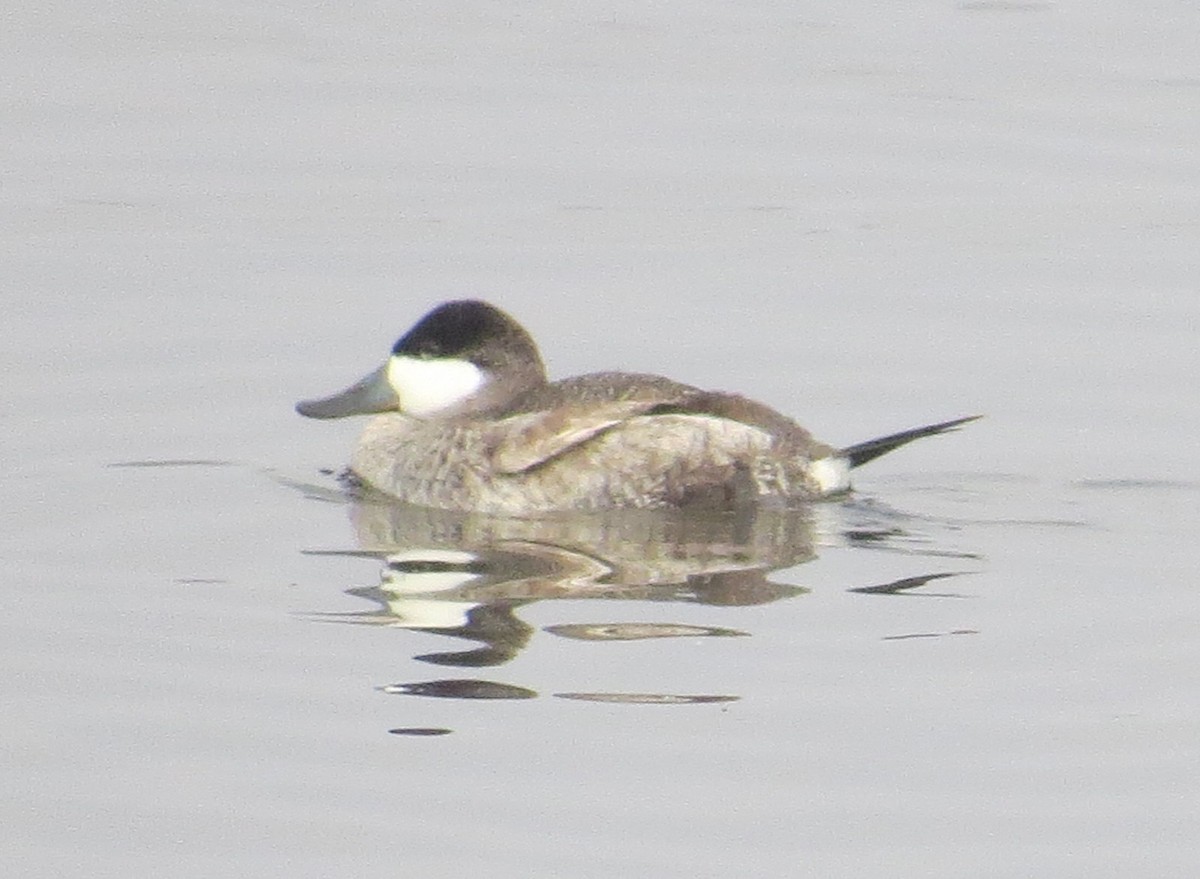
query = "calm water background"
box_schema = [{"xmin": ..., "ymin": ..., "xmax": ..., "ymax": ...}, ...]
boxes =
[{"xmin": 4, "ymin": 2, "xmax": 1198, "ymax": 876}]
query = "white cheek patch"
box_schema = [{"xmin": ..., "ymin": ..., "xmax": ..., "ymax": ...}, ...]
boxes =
[
  {"xmin": 387, "ymin": 355, "xmax": 484, "ymax": 418},
  {"xmin": 809, "ymin": 456, "xmax": 851, "ymax": 495}
]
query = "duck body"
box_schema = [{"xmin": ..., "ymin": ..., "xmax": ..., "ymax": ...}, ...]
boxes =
[
  {"xmin": 297, "ymin": 301, "xmax": 977, "ymax": 515},
  {"xmin": 348, "ymin": 372, "xmax": 835, "ymax": 513}
]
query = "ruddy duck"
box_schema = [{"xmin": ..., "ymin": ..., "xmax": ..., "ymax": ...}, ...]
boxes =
[{"xmin": 297, "ymin": 300, "xmax": 978, "ymax": 514}]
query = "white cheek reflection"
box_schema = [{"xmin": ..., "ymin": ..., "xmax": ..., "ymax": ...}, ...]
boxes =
[
  {"xmin": 381, "ymin": 598, "xmax": 477, "ymax": 630},
  {"xmin": 387, "ymin": 355, "xmax": 484, "ymax": 417},
  {"xmin": 381, "ymin": 549, "xmax": 481, "ymax": 594}
]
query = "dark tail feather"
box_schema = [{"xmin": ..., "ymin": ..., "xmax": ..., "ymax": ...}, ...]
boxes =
[{"xmin": 842, "ymin": 415, "xmax": 981, "ymax": 469}]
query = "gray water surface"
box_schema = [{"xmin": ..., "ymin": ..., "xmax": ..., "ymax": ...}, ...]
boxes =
[{"xmin": 4, "ymin": 2, "xmax": 1199, "ymax": 877}]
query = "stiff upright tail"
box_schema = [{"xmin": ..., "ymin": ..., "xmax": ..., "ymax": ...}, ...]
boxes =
[{"xmin": 842, "ymin": 415, "xmax": 981, "ymax": 469}]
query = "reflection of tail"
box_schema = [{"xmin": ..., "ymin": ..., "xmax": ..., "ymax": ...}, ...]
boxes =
[{"xmin": 842, "ymin": 415, "xmax": 981, "ymax": 469}]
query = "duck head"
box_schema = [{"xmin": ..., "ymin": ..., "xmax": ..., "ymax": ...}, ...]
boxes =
[{"xmin": 296, "ymin": 300, "xmax": 547, "ymax": 420}]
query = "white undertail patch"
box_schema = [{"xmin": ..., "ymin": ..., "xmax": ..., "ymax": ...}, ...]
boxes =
[
  {"xmin": 808, "ymin": 456, "xmax": 851, "ymax": 495},
  {"xmin": 387, "ymin": 355, "xmax": 484, "ymax": 418}
]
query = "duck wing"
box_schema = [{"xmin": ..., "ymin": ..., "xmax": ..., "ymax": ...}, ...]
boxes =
[
  {"xmin": 491, "ymin": 376, "xmax": 833, "ymax": 475},
  {"xmin": 492, "ymin": 399, "xmax": 675, "ymax": 474},
  {"xmin": 492, "ymin": 372, "xmax": 714, "ymax": 474},
  {"xmin": 504, "ymin": 372, "xmax": 701, "ymax": 413},
  {"xmin": 658, "ymin": 391, "xmax": 827, "ymax": 453}
]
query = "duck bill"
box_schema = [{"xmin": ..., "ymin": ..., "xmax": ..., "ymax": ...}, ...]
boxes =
[{"xmin": 296, "ymin": 364, "xmax": 399, "ymax": 419}]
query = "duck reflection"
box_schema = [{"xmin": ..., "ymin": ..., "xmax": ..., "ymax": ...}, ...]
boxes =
[
  {"xmin": 303, "ymin": 495, "xmax": 977, "ymax": 719},
  {"xmin": 312, "ymin": 499, "xmax": 815, "ymax": 665}
]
